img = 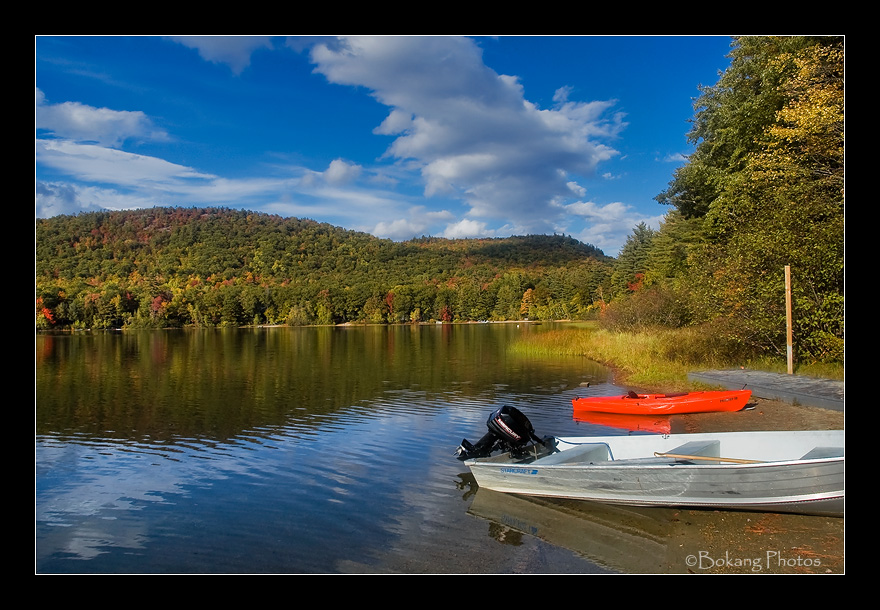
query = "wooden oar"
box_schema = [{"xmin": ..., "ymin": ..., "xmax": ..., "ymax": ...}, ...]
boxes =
[{"xmin": 654, "ymin": 452, "xmax": 763, "ymax": 464}]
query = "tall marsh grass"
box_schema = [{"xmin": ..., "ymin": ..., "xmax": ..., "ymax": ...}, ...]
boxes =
[{"xmin": 510, "ymin": 323, "xmax": 843, "ymax": 392}]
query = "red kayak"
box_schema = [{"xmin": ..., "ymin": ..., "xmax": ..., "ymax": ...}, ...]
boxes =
[{"xmin": 572, "ymin": 389, "xmax": 752, "ymax": 415}]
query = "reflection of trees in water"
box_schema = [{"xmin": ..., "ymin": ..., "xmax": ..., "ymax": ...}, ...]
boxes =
[{"xmin": 36, "ymin": 325, "xmax": 608, "ymax": 442}]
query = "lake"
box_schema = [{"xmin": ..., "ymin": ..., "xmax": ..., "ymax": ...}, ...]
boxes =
[{"xmin": 35, "ymin": 323, "xmax": 840, "ymax": 574}]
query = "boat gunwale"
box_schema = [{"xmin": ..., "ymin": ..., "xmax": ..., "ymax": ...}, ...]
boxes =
[
  {"xmin": 466, "ymin": 430, "xmax": 845, "ymax": 468},
  {"xmin": 469, "ymin": 455, "xmax": 844, "ymax": 469}
]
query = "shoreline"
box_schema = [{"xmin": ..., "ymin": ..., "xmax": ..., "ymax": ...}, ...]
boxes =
[{"xmin": 670, "ymin": 396, "xmax": 844, "ymax": 434}]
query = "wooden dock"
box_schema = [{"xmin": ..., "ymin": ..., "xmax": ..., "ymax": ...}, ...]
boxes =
[{"xmin": 688, "ymin": 369, "xmax": 844, "ymax": 412}]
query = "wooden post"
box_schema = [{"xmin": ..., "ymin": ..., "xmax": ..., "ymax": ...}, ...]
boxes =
[{"xmin": 785, "ymin": 265, "xmax": 793, "ymax": 374}]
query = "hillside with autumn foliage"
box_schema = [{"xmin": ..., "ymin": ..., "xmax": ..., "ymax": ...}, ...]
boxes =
[{"xmin": 36, "ymin": 206, "xmax": 614, "ymax": 328}]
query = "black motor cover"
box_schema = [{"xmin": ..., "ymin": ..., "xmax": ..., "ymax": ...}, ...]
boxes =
[
  {"xmin": 486, "ymin": 405, "xmax": 538, "ymax": 445},
  {"xmin": 455, "ymin": 405, "xmax": 545, "ymax": 460}
]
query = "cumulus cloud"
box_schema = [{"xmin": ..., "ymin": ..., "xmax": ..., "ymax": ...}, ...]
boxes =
[
  {"xmin": 567, "ymin": 181, "xmax": 587, "ymax": 197},
  {"xmin": 170, "ymin": 36, "xmax": 273, "ymax": 74},
  {"xmin": 305, "ymin": 36, "xmax": 627, "ymax": 234},
  {"xmin": 372, "ymin": 218, "xmax": 427, "ymax": 240},
  {"xmin": 36, "ymin": 88, "xmax": 168, "ymax": 148},
  {"xmin": 369, "ymin": 206, "xmax": 456, "ymax": 240},
  {"xmin": 35, "ymin": 87, "xmax": 205, "ymax": 217},
  {"xmin": 298, "ymin": 159, "xmax": 363, "ymax": 189},
  {"xmin": 565, "ymin": 199, "xmax": 631, "ymax": 221},
  {"xmin": 565, "ymin": 199, "xmax": 664, "ymax": 256},
  {"xmin": 323, "ymin": 159, "xmax": 362, "ymax": 184},
  {"xmin": 443, "ymin": 218, "xmax": 494, "ymax": 239},
  {"xmin": 36, "ymin": 181, "xmax": 85, "ymax": 217}
]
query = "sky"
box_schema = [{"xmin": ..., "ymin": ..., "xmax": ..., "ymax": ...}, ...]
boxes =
[{"xmin": 35, "ymin": 35, "xmax": 734, "ymax": 257}]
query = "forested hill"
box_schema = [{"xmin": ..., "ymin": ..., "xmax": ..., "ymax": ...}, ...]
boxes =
[{"xmin": 36, "ymin": 207, "xmax": 614, "ymax": 328}]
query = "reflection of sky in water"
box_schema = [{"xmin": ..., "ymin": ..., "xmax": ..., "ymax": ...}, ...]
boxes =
[
  {"xmin": 37, "ymin": 379, "xmax": 619, "ymax": 572},
  {"xmin": 35, "ymin": 392, "xmax": 501, "ymax": 562},
  {"xmin": 37, "ymin": 435, "xmax": 242, "ymax": 561}
]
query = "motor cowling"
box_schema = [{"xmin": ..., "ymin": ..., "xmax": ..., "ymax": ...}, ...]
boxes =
[{"xmin": 455, "ymin": 405, "xmax": 546, "ymax": 460}]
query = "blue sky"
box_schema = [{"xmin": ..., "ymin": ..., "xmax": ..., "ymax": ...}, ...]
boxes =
[{"xmin": 35, "ymin": 35, "xmax": 733, "ymax": 256}]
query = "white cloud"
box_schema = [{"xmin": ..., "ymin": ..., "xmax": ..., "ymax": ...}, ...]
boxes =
[
  {"xmin": 373, "ymin": 109, "xmax": 413, "ymax": 136},
  {"xmin": 566, "ymin": 181, "xmax": 586, "ymax": 197},
  {"xmin": 565, "ymin": 199, "xmax": 664, "ymax": 256},
  {"xmin": 36, "ymin": 181, "xmax": 168, "ymax": 217},
  {"xmin": 663, "ymin": 152, "xmax": 688, "ymax": 163},
  {"xmin": 369, "ymin": 205, "xmax": 456, "ymax": 240},
  {"xmin": 442, "ymin": 218, "xmax": 494, "ymax": 239},
  {"xmin": 36, "ymin": 88, "xmax": 168, "ymax": 148},
  {"xmin": 323, "ymin": 159, "xmax": 362, "ymax": 184},
  {"xmin": 34, "ymin": 130, "xmax": 407, "ymax": 222},
  {"xmin": 170, "ymin": 36, "xmax": 273, "ymax": 74},
  {"xmin": 36, "ymin": 139, "xmax": 214, "ymax": 186},
  {"xmin": 372, "ymin": 218, "xmax": 426, "ymax": 240},
  {"xmin": 34, "ymin": 139, "xmax": 300, "ymax": 218},
  {"xmin": 305, "ymin": 36, "xmax": 627, "ymax": 235},
  {"xmin": 565, "ymin": 199, "xmax": 631, "ymax": 221}
]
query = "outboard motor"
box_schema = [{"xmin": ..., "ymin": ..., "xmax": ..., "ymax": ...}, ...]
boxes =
[{"xmin": 455, "ymin": 405, "xmax": 549, "ymax": 460}]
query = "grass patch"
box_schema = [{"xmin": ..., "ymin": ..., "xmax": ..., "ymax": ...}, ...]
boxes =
[{"xmin": 510, "ymin": 323, "xmax": 843, "ymax": 392}]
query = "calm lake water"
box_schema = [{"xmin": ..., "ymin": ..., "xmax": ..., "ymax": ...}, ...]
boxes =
[
  {"xmin": 37, "ymin": 323, "xmax": 835, "ymax": 574},
  {"xmin": 36, "ymin": 323, "xmax": 634, "ymax": 573}
]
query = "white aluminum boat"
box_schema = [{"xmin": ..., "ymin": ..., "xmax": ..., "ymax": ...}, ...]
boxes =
[{"xmin": 456, "ymin": 407, "xmax": 844, "ymax": 517}]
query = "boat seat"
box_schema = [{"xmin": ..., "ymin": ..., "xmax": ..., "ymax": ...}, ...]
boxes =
[
  {"xmin": 800, "ymin": 446, "xmax": 844, "ymax": 460},
  {"xmin": 664, "ymin": 440, "xmax": 720, "ymax": 459},
  {"xmin": 536, "ymin": 443, "xmax": 609, "ymax": 465}
]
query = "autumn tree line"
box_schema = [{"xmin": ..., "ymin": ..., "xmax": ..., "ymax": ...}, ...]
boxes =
[
  {"xmin": 35, "ymin": 36, "xmax": 843, "ymax": 364},
  {"xmin": 605, "ymin": 36, "xmax": 843, "ymax": 364},
  {"xmin": 36, "ymin": 208, "xmax": 613, "ymax": 329}
]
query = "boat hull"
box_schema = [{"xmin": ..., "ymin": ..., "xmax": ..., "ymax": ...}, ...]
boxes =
[
  {"xmin": 464, "ymin": 430, "xmax": 844, "ymax": 517},
  {"xmin": 572, "ymin": 390, "xmax": 752, "ymax": 415}
]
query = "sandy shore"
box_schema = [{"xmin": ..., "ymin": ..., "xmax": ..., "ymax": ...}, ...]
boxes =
[
  {"xmin": 670, "ymin": 396, "xmax": 844, "ymax": 434},
  {"xmin": 663, "ymin": 397, "xmax": 845, "ymax": 574}
]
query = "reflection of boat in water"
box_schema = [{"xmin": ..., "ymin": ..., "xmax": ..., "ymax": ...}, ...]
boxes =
[
  {"xmin": 457, "ymin": 406, "xmax": 844, "ymax": 517},
  {"xmin": 572, "ymin": 410, "xmax": 671, "ymax": 434},
  {"xmin": 468, "ymin": 487, "xmax": 678, "ymax": 573},
  {"xmin": 572, "ymin": 390, "xmax": 752, "ymax": 415},
  {"xmin": 465, "ymin": 486, "xmax": 843, "ymax": 574}
]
